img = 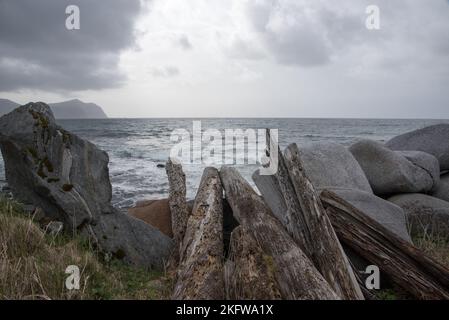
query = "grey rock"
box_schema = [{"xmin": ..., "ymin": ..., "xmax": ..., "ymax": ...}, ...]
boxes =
[
  {"xmin": 397, "ymin": 151, "xmax": 440, "ymax": 191},
  {"xmin": 331, "ymin": 189, "xmax": 411, "ymax": 242},
  {"xmin": 298, "ymin": 142, "xmax": 372, "ymax": 193},
  {"xmin": 432, "ymin": 173, "xmax": 449, "ymax": 202},
  {"xmin": 388, "ymin": 193, "xmax": 449, "ymax": 240},
  {"xmin": 350, "ymin": 140, "xmax": 438, "ymax": 196},
  {"xmin": 252, "ymin": 165, "xmax": 410, "ymax": 242},
  {"xmin": 0, "ymin": 102, "xmax": 172, "ymax": 268},
  {"xmin": 386, "ymin": 124, "xmax": 449, "ymax": 170}
]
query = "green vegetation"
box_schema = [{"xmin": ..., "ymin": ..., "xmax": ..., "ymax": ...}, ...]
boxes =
[
  {"xmin": 414, "ymin": 234, "xmax": 449, "ymax": 268},
  {"xmin": 0, "ymin": 197, "xmax": 170, "ymax": 300},
  {"xmin": 373, "ymin": 232, "xmax": 449, "ymax": 300}
]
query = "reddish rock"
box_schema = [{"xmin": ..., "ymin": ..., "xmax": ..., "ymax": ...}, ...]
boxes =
[{"xmin": 128, "ymin": 199, "xmax": 173, "ymax": 238}]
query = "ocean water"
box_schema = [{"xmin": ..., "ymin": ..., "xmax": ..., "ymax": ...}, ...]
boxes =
[{"xmin": 1, "ymin": 118, "xmax": 448, "ymax": 208}]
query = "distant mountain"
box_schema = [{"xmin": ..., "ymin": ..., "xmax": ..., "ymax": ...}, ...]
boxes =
[
  {"xmin": 0, "ymin": 98, "xmax": 108, "ymax": 119},
  {"xmin": 49, "ymin": 99, "xmax": 108, "ymax": 119},
  {"xmin": 0, "ymin": 98, "xmax": 20, "ymax": 115}
]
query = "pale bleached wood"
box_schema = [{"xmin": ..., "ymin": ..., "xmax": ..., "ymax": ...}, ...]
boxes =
[
  {"xmin": 172, "ymin": 167, "xmax": 225, "ymax": 299},
  {"xmin": 321, "ymin": 189, "xmax": 449, "ymax": 300},
  {"xmin": 220, "ymin": 166, "xmax": 339, "ymax": 300},
  {"xmin": 224, "ymin": 226, "xmax": 282, "ymax": 300},
  {"xmin": 282, "ymin": 143, "xmax": 364, "ymax": 300},
  {"xmin": 165, "ymin": 158, "xmax": 190, "ymax": 265}
]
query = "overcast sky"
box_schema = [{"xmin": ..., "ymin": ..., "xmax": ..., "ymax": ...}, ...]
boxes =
[{"xmin": 1, "ymin": 0, "xmax": 448, "ymax": 118}]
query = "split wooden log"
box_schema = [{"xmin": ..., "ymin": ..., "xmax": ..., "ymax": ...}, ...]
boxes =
[
  {"xmin": 172, "ymin": 167, "xmax": 225, "ymax": 300},
  {"xmin": 321, "ymin": 189, "xmax": 449, "ymax": 300},
  {"xmin": 224, "ymin": 226, "xmax": 282, "ymax": 300},
  {"xmin": 166, "ymin": 158, "xmax": 190, "ymax": 265},
  {"xmin": 283, "ymin": 143, "xmax": 363, "ymax": 300},
  {"xmin": 254, "ymin": 133, "xmax": 363, "ymax": 300},
  {"xmin": 220, "ymin": 166, "xmax": 339, "ymax": 300}
]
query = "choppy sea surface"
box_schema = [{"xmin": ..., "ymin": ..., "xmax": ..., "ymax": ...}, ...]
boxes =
[{"xmin": 1, "ymin": 118, "xmax": 448, "ymax": 208}]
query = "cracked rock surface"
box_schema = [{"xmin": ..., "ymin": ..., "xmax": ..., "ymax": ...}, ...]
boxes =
[{"xmin": 0, "ymin": 102, "xmax": 172, "ymax": 268}]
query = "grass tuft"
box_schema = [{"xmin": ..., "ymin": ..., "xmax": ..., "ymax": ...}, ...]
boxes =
[{"xmin": 0, "ymin": 197, "xmax": 169, "ymax": 300}]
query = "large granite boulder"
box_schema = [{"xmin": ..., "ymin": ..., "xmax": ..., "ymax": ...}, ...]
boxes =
[
  {"xmin": 397, "ymin": 151, "xmax": 440, "ymax": 190},
  {"xmin": 386, "ymin": 124, "xmax": 449, "ymax": 170},
  {"xmin": 297, "ymin": 142, "xmax": 372, "ymax": 193},
  {"xmin": 349, "ymin": 140, "xmax": 439, "ymax": 196},
  {"xmin": 331, "ymin": 189, "xmax": 411, "ymax": 242},
  {"xmin": 432, "ymin": 173, "xmax": 449, "ymax": 202},
  {"xmin": 388, "ymin": 193, "xmax": 449, "ymax": 240},
  {"xmin": 0, "ymin": 103, "xmax": 172, "ymax": 268}
]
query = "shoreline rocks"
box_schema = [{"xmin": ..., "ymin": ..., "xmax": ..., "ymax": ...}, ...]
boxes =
[
  {"xmin": 386, "ymin": 124, "xmax": 449, "ymax": 170},
  {"xmin": 388, "ymin": 193, "xmax": 449, "ymax": 240},
  {"xmin": 0, "ymin": 102, "xmax": 172, "ymax": 268},
  {"xmin": 298, "ymin": 141, "xmax": 372, "ymax": 193},
  {"xmin": 128, "ymin": 199, "xmax": 173, "ymax": 238},
  {"xmin": 330, "ymin": 189, "xmax": 411, "ymax": 242},
  {"xmin": 349, "ymin": 140, "xmax": 439, "ymax": 196},
  {"xmin": 432, "ymin": 173, "xmax": 449, "ymax": 202}
]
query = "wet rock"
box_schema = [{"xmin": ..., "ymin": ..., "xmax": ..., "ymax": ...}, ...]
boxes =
[{"xmin": 0, "ymin": 102, "xmax": 172, "ymax": 268}]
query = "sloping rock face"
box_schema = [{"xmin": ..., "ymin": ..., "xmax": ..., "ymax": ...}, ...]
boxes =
[
  {"xmin": 298, "ymin": 142, "xmax": 372, "ymax": 193},
  {"xmin": 128, "ymin": 199, "xmax": 173, "ymax": 238},
  {"xmin": 386, "ymin": 124, "xmax": 449, "ymax": 170},
  {"xmin": 397, "ymin": 151, "xmax": 440, "ymax": 191},
  {"xmin": 0, "ymin": 103, "xmax": 172, "ymax": 268},
  {"xmin": 388, "ymin": 193, "xmax": 449, "ymax": 240},
  {"xmin": 330, "ymin": 189, "xmax": 411, "ymax": 242},
  {"xmin": 432, "ymin": 173, "xmax": 449, "ymax": 202},
  {"xmin": 349, "ymin": 140, "xmax": 439, "ymax": 196}
]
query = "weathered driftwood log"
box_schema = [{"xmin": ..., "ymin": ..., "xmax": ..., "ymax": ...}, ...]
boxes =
[
  {"xmin": 166, "ymin": 158, "xmax": 190, "ymax": 265},
  {"xmin": 172, "ymin": 167, "xmax": 224, "ymax": 300},
  {"xmin": 321, "ymin": 189, "xmax": 449, "ymax": 300},
  {"xmin": 283, "ymin": 143, "xmax": 363, "ymax": 300},
  {"xmin": 224, "ymin": 226, "xmax": 282, "ymax": 300},
  {"xmin": 254, "ymin": 133, "xmax": 363, "ymax": 300},
  {"xmin": 220, "ymin": 166, "xmax": 339, "ymax": 300}
]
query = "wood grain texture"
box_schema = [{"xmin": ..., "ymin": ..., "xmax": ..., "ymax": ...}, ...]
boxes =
[
  {"xmin": 283, "ymin": 143, "xmax": 364, "ymax": 300},
  {"xmin": 321, "ymin": 189, "xmax": 449, "ymax": 300},
  {"xmin": 166, "ymin": 158, "xmax": 190, "ymax": 265},
  {"xmin": 220, "ymin": 166, "xmax": 339, "ymax": 300},
  {"xmin": 172, "ymin": 167, "xmax": 225, "ymax": 299},
  {"xmin": 224, "ymin": 226, "xmax": 282, "ymax": 300}
]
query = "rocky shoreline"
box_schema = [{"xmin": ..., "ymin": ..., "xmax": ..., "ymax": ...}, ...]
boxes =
[{"xmin": 0, "ymin": 102, "xmax": 448, "ymax": 299}]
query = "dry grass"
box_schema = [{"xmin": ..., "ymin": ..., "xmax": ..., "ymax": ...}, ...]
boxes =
[
  {"xmin": 413, "ymin": 234, "xmax": 449, "ymax": 269},
  {"xmin": 0, "ymin": 197, "xmax": 170, "ymax": 300}
]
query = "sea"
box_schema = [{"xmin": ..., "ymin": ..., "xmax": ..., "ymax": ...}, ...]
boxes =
[{"xmin": 1, "ymin": 118, "xmax": 448, "ymax": 209}]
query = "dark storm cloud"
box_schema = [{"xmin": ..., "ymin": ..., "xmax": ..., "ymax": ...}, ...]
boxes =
[{"xmin": 0, "ymin": 0, "xmax": 144, "ymax": 92}]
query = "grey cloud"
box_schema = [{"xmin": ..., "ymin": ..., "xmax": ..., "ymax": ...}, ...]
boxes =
[
  {"xmin": 243, "ymin": 0, "xmax": 449, "ymax": 69},
  {"xmin": 265, "ymin": 24, "xmax": 331, "ymax": 66},
  {"xmin": 225, "ymin": 37, "xmax": 266, "ymax": 60},
  {"xmin": 177, "ymin": 34, "xmax": 192, "ymax": 50},
  {"xmin": 0, "ymin": 0, "xmax": 144, "ymax": 92},
  {"xmin": 149, "ymin": 66, "xmax": 180, "ymax": 78}
]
